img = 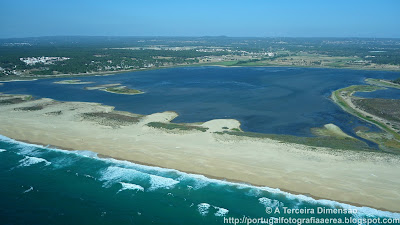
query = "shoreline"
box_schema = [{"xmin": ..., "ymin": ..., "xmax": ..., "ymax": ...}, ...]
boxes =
[
  {"xmin": 331, "ymin": 83, "xmax": 400, "ymax": 151},
  {"xmin": 5, "ymin": 136, "xmax": 399, "ymax": 214},
  {"xmin": 1, "ymin": 63, "xmax": 400, "ymax": 82},
  {"xmin": 1, "ymin": 94, "xmax": 400, "ymax": 212}
]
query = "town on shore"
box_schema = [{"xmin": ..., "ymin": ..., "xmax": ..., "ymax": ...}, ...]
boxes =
[{"xmin": 1, "ymin": 37, "xmax": 400, "ymax": 80}]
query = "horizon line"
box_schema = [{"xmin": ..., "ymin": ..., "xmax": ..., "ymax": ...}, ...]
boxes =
[{"xmin": 1, "ymin": 35, "xmax": 400, "ymax": 40}]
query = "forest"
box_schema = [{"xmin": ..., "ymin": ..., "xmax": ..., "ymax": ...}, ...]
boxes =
[{"xmin": 1, "ymin": 36, "xmax": 399, "ymax": 78}]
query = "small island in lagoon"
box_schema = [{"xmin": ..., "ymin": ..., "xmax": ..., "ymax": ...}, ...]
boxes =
[
  {"xmin": 55, "ymin": 80, "xmax": 145, "ymax": 95},
  {"xmin": 102, "ymin": 86, "xmax": 144, "ymax": 95},
  {"xmin": 54, "ymin": 79, "xmax": 94, "ymax": 85},
  {"xmin": 84, "ymin": 83, "xmax": 144, "ymax": 95}
]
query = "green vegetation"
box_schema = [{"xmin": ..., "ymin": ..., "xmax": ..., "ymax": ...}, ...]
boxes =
[
  {"xmin": 356, "ymin": 130, "xmax": 400, "ymax": 153},
  {"xmin": 332, "ymin": 86, "xmax": 394, "ymax": 135},
  {"xmin": 81, "ymin": 112, "xmax": 143, "ymax": 128},
  {"xmin": 0, "ymin": 95, "xmax": 33, "ymax": 105},
  {"xmin": 0, "ymin": 97, "xmax": 27, "ymax": 105},
  {"xmin": 217, "ymin": 130, "xmax": 371, "ymax": 151},
  {"xmin": 84, "ymin": 83, "xmax": 121, "ymax": 90},
  {"xmin": 1, "ymin": 37, "xmax": 400, "ymax": 80},
  {"xmin": 54, "ymin": 80, "xmax": 94, "ymax": 84},
  {"xmin": 337, "ymin": 85, "xmax": 384, "ymax": 93},
  {"xmin": 83, "ymin": 83, "xmax": 144, "ymax": 95},
  {"xmin": 393, "ymin": 78, "xmax": 400, "ymax": 84},
  {"xmin": 353, "ymin": 98, "xmax": 400, "ymax": 123},
  {"xmin": 332, "ymin": 82, "xmax": 400, "ymax": 152},
  {"xmin": 103, "ymin": 86, "xmax": 143, "ymax": 95},
  {"xmin": 14, "ymin": 105, "xmax": 44, "ymax": 111},
  {"xmin": 365, "ymin": 78, "xmax": 400, "ymax": 89},
  {"xmin": 207, "ymin": 61, "xmax": 239, "ymax": 66},
  {"xmin": 311, "ymin": 124, "xmax": 355, "ymax": 139},
  {"xmin": 45, "ymin": 110, "xmax": 62, "ymax": 116},
  {"xmin": 147, "ymin": 118, "xmax": 368, "ymax": 151},
  {"xmin": 211, "ymin": 51, "xmax": 400, "ymax": 70},
  {"xmin": 146, "ymin": 122, "xmax": 208, "ymax": 132}
]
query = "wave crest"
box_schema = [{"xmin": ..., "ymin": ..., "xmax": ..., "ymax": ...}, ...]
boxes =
[
  {"xmin": 18, "ymin": 156, "xmax": 51, "ymax": 167},
  {"xmin": 118, "ymin": 182, "xmax": 144, "ymax": 193}
]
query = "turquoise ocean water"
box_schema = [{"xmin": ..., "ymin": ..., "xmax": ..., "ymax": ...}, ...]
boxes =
[{"xmin": 1, "ymin": 135, "xmax": 399, "ymax": 225}]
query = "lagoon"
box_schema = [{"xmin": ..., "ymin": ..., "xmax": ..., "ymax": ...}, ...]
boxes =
[{"xmin": 1, "ymin": 66, "xmax": 398, "ymax": 138}]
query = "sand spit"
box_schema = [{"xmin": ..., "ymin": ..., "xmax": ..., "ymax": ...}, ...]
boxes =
[
  {"xmin": 84, "ymin": 83, "xmax": 122, "ymax": 90},
  {"xmin": 1, "ymin": 94, "xmax": 400, "ymax": 212},
  {"xmin": 84, "ymin": 83, "xmax": 144, "ymax": 95},
  {"xmin": 54, "ymin": 79, "xmax": 94, "ymax": 85}
]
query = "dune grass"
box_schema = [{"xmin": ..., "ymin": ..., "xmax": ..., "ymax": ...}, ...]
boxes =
[{"xmin": 147, "ymin": 122, "xmax": 208, "ymax": 132}]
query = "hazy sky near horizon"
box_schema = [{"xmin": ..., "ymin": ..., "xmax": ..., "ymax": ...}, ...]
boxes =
[{"xmin": 0, "ymin": 0, "xmax": 399, "ymax": 38}]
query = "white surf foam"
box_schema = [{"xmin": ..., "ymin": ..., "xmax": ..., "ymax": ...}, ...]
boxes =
[
  {"xmin": 148, "ymin": 174, "xmax": 179, "ymax": 191},
  {"xmin": 0, "ymin": 135, "xmax": 45, "ymax": 156},
  {"xmin": 197, "ymin": 203, "xmax": 228, "ymax": 217},
  {"xmin": 256, "ymin": 186, "xmax": 400, "ymax": 219},
  {"xmin": 214, "ymin": 206, "xmax": 229, "ymax": 217},
  {"xmin": 258, "ymin": 197, "xmax": 282, "ymax": 208},
  {"xmin": 197, "ymin": 203, "xmax": 211, "ymax": 216},
  {"xmin": 0, "ymin": 149, "xmax": 6, "ymax": 152},
  {"xmin": 105, "ymin": 157, "xmax": 179, "ymax": 178},
  {"xmin": 18, "ymin": 145, "xmax": 41, "ymax": 156},
  {"xmin": 23, "ymin": 186, "xmax": 34, "ymax": 193},
  {"xmin": 0, "ymin": 135, "xmax": 97, "ymax": 159},
  {"xmin": 84, "ymin": 174, "xmax": 96, "ymax": 180},
  {"xmin": 105, "ymin": 154, "xmax": 400, "ymax": 219},
  {"xmin": 72, "ymin": 150, "xmax": 98, "ymax": 158},
  {"xmin": 50, "ymin": 156, "xmax": 79, "ymax": 169},
  {"xmin": 99, "ymin": 166, "xmax": 179, "ymax": 191},
  {"xmin": 99, "ymin": 166, "xmax": 147, "ymax": 187},
  {"xmin": 245, "ymin": 188, "xmax": 262, "ymax": 197},
  {"xmin": 177, "ymin": 173, "xmax": 210, "ymax": 190},
  {"xmin": 0, "ymin": 135, "xmax": 19, "ymax": 142},
  {"xmin": 2, "ymin": 134, "xmax": 400, "ymax": 219},
  {"xmin": 118, "ymin": 182, "xmax": 144, "ymax": 193},
  {"xmin": 18, "ymin": 156, "xmax": 51, "ymax": 167}
]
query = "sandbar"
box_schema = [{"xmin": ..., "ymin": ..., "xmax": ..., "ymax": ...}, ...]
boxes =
[{"xmin": 0, "ymin": 94, "xmax": 400, "ymax": 212}]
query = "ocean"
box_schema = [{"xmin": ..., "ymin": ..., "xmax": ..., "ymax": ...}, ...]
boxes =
[{"xmin": 0, "ymin": 135, "xmax": 399, "ymax": 225}]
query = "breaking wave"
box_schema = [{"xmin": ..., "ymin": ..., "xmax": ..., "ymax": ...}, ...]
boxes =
[
  {"xmin": 118, "ymin": 182, "xmax": 144, "ymax": 193},
  {"xmin": 18, "ymin": 156, "xmax": 51, "ymax": 167},
  {"xmin": 1, "ymin": 134, "xmax": 400, "ymax": 219}
]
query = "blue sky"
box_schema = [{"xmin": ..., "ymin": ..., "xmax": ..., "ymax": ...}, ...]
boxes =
[{"xmin": 0, "ymin": 0, "xmax": 399, "ymax": 38}]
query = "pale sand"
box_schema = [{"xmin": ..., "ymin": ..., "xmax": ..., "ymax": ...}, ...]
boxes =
[
  {"xmin": 1, "ymin": 95, "xmax": 400, "ymax": 212},
  {"xmin": 53, "ymin": 80, "xmax": 94, "ymax": 85},
  {"xmin": 315, "ymin": 123, "xmax": 356, "ymax": 139}
]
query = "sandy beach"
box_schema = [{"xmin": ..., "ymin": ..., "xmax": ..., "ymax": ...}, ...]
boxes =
[{"xmin": 1, "ymin": 94, "xmax": 400, "ymax": 212}]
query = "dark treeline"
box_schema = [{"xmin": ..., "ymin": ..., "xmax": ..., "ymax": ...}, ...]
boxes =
[
  {"xmin": 0, "ymin": 45, "xmax": 227, "ymax": 75},
  {"xmin": 1, "ymin": 36, "xmax": 399, "ymax": 77}
]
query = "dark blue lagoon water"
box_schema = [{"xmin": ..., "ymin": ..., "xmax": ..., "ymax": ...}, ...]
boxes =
[
  {"xmin": 1, "ymin": 67, "xmax": 399, "ymax": 138},
  {"xmin": 1, "ymin": 136, "xmax": 400, "ymax": 225}
]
